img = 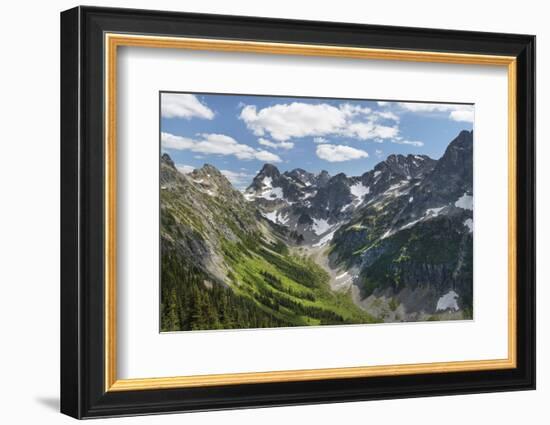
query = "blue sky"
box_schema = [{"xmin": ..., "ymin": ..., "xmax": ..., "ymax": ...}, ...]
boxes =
[{"xmin": 160, "ymin": 92, "xmax": 473, "ymax": 190}]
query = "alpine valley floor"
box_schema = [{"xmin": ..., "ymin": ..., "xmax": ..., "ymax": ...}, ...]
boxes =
[{"xmin": 160, "ymin": 130, "xmax": 474, "ymax": 332}]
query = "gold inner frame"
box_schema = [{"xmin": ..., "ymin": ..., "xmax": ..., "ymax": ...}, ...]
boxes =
[{"xmin": 104, "ymin": 33, "xmax": 517, "ymax": 392}]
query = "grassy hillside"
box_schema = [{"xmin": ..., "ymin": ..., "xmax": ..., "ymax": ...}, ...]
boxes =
[{"xmin": 161, "ymin": 233, "xmax": 377, "ymax": 332}]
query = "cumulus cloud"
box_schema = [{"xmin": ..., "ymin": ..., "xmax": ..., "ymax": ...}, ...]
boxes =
[
  {"xmin": 161, "ymin": 132, "xmax": 281, "ymax": 162},
  {"xmin": 161, "ymin": 93, "xmax": 215, "ymax": 120},
  {"xmin": 239, "ymin": 102, "xmax": 398, "ymax": 142},
  {"xmin": 344, "ymin": 122, "xmax": 399, "ymax": 140},
  {"xmin": 313, "ymin": 137, "xmax": 328, "ymax": 144},
  {"xmin": 176, "ymin": 164, "xmax": 195, "ymax": 174},
  {"xmin": 240, "ymin": 103, "xmax": 345, "ymax": 141},
  {"xmin": 397, "ymin": 102, "xmax": 474, "ymax": 123},
  {"xmin": 258, "ymin": 138, "xmax": 294, "ymax": 150},
  {"xmin": 316, "ymin": 144, "xmax": 369, "ymax": 162}
]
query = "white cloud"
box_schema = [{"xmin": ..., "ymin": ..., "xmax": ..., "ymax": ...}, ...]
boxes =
[
  {"xmin": 345, "ymin": 122, "xmax": 398, "ymax": 140},
  {"xmin": 375, "ymin": 111, "xmax": 400, "ymax": 121},
  {"xmin": 316, "ymin": 144, "xmax": 369, "ymax": 162},
  {"xmin": 161, "ymin": 132, "xmax": 281, "ymax": 162},
  {"xmin": 255, "ymin": 150, "xmax": 282, "ymax": 162},
  {"xmin": 220, "ymin": 169, "xmax": 253, "ymax": 187},
  {"xmin": 176, "ymin": 164, "xmax": 195, "ymax": 174},
  {"xmin": 449, "ymin": 109, "xmax": 475, "ymax": 123},
  {"xmin": 161, "ymin": 93, "xmax": 215, "ymax": 120},
  {"xmin": 258, "ymin": 138, "xmax": 294, "ymax": 150},
  {"xmin": 391, "ymin": 137, "xmax": 424, "ymax": 147},
  {"xmin": 397, "ymin": 102, "xmax": 474, "ymax": 123},
  {"xmin": 240, "ymin": 103, "xmax": 345, "ymax": 141},
  {"xmin": 339, "ymin": 103, "xmax": 372, "ymax": 116},
  {"xmin": 313, "ymin": 137, "xmax": 328, "ymax": 144},
  {"xmin": 398, "ymin": 102, "xmax": 450, "ymax": 112},
  {"xmin": 377, "ymin": 101, "xmax": 389, "ymax": 106},
  {"xmin": 239, "ymin": 102, "xmax": 398, "ymax": 142},
  {"xmin": 375, "ymin": 149, "xmax": 384, "ymax": 158}
]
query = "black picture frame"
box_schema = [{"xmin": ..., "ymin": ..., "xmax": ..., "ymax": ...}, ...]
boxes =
[{"xmin": 61, "ymin": 5, "xmax": 535, "ymax": 419}]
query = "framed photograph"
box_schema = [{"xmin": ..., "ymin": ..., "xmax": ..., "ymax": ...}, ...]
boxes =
[{"xmin": 60, "ymin": 6, "xmax": 535, "ymax": 419}]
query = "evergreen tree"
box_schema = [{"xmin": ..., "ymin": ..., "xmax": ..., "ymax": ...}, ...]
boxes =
[{"xmin": 162, "ymin": 288, "xmax": 180, "ymax": 331}]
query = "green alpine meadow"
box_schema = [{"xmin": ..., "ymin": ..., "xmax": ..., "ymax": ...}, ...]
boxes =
[{"xmin": 160, "ymin": 93, "xmax": 474, "ymax": 332}]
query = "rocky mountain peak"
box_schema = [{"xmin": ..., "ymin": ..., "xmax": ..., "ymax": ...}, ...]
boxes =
[
  {"xmin": 431, "ymin": 130, "xmax": 473, "ymax": 184},
  {"xmin": 186, "ymin": 164, "xmax": 237, "ymax": 197},
  {"xmin": 202, "ymin": 163, "xmax": 223, "ymax": 174},
  {"xmin": 315, "ymin": 170, "xmax": 331, "ymax": 188},
  {"xmin": 246, "ymin": 163, "xmax": 282, "ymax": 195},
  {"xmin": 457, "ymin": 129, "xmax": 473, "ymax": 140},
  {"xmin": 371, "ymin": 152, "xmax": 436, "ymax": 181},
  {"xmin": 288, "ymin": 167, "xmax": 308, "ymax": 175},
  {"xmin": 160, "ymin": 153, "xmax": 179, "ymax": 186},
  {"xmin": 447, "ymin": 130, "xmax": 473, "ymax": 152},
  {"xmin": 191, "ymin": 164, "xmax": 224, "ymax": 180},
  {"xmin": 331, "ymin": 172, "xmax": 349, "ymax": 183},
  {"xmin": 258, "ymin": 163, "xmax": 281, "ymax": 178},
  {"xmin": 385, "ymin": 153, "xmax": 402, "ymax": 163},
  {"xmin": 161, "ymin": 153, "xmax": 176, "ymax": 169},
  {"xmin": 283, "ymin": 168, "xmax": 315, "ymax": 185}
]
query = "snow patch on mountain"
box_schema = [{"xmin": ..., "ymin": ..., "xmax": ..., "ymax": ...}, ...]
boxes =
[
  {"xmin": 426, "ymin": 206, "xmax": 445, "ymax": 217},
  {"xmin": 464, "ymin": 218, "xmax": 473, "ymax": 233},
  {"xmin": 302, "ymin": 191, "xmax": 317, "ymax": 199},
  {"xmin": 350, "ymin": 182, "xmax": 370, "ymax": 200},
  {"xmin": 312, "ymin": 229, "xmax": 338, "ymax": 247},
  {"xmin": 341, "ymin": 203, "xmax": 353, "ymax": 212},
  {"xmin": 399, "ymin": 217, "xmax": 424, "ymax": 231},
  {"xmin": 278, "ymin": 213, "xmax": 289, "ymax": 225},
  {"xmin": 258, "ymin": 187, "xmax": 283, "ymax": 200},
  {"xmin": 455, "ymin": 193, "xmax": 473, "ymax": 210},
  {"xmin": 262, "ymin": 211, "xmax": 278, "ymax": 224},
  {"xmin": 243, "ymin": 192, "xmax": 255, "ymax": 201},
  {"xmin": 397, "ymin": 206, "xmax": 448, "ymax": 232},
  {"xmin": 436, "ymin": 290, "xmax": 459, "ymax": 311},
  {"xmin": 262, "ymin": 176, "xmax": 273, "ymax": 188},
  {"xmin": 262, "ymin": 210, "xmax": 289, "ymax": 225},
  {"xmin": 385, "ymin": 180, "xmax": 409, "ymax": 195},
  {"xmin": 312, "ymin": 218, "xmax": 331, "ymax": 235}
]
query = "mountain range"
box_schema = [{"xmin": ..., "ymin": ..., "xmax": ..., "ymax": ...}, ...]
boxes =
[{"xmin": 160, "ymin": 130, "xmax": 474, "ymax": 331}]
